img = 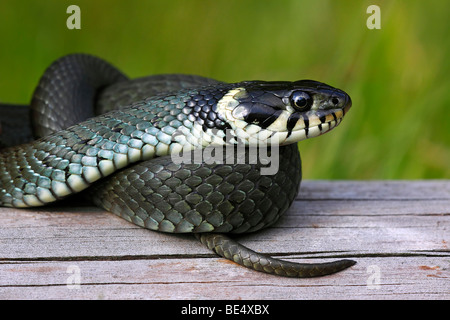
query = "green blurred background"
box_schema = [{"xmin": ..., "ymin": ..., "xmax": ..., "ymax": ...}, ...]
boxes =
[{"xmin": 0, "ymin": 0, "xmax": 448, "ymax": 179}]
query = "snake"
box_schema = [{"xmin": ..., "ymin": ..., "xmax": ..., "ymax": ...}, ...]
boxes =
[{"xmin": 0, "ymin": 54, "xmax": 354, "ymax": 278}]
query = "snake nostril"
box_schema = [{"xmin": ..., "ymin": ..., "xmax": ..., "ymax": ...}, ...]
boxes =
[{"xmin": 331, "ymin": 97, "xmax": 339, "ymax": 106}]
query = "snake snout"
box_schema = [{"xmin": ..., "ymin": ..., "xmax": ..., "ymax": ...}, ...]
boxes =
[
  {"xmin": 331, "ymin": 90, "xmax": 349, "ymax": 108},
  {"xmin": 343, "ymin": 92, "xmax": 352, "ymax": 114},
  {"xmin": 319, "ymin": 89, "xmax": 351, "ymax": 112}
]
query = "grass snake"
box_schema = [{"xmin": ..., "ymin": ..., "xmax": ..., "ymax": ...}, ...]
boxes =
[{"xmin": 0, "ymin": 54, "xmax": 354, "ymax": 277}]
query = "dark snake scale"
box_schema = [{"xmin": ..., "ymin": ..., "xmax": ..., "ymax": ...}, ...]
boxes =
[{"xmin": 0, "ymin": 54, "xmax": 355, "ymax": 277}]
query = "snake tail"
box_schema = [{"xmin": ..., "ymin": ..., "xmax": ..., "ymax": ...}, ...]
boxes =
[{"xmin": 198, "ymin": 233, "xmax": 356, "ymax": 278}]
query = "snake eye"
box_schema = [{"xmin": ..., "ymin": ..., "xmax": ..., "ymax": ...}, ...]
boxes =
[{"xmin": 290, "ymin": 91, "xmax": 312, "ymax": 110}]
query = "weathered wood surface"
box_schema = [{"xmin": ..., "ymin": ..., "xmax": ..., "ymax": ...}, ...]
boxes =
[{"xmin": 0, "ymin": 180, "xmax": 448, "ymax": 300}]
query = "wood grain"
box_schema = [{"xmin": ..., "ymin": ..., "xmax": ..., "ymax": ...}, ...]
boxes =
[{"xmin": 0, "ymin": 180, "xmax": 448, "ymax": 299}]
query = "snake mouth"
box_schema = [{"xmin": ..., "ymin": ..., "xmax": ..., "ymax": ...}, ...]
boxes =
[
  {"xmin": 222, "ymin": 105, "xmax": 350, "ymax": 146},
  {"xmin": 221, "ymin": 104, "xmax": 351, "ymax": 146},
  {"xmin": 279, "ymin": 107, "xmax": 347, "ymax": 145}
]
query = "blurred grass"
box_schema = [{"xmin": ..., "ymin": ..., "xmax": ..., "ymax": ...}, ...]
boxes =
[{"xmin": 0, "ymin": 0, "xmax": 448, "ymax": 179}]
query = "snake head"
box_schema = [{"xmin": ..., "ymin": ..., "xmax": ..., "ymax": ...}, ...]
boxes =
[{"xmin": 216, "ymin": 80, "xmax": 352, "ymax": 145}]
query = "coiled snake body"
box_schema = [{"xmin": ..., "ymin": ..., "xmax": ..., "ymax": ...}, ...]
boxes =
[{"xmin": 0, "ymin": 54, "xmax": 354, "ymax": 277}]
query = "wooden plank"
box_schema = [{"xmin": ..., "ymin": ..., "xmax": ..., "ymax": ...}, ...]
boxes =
[
  {"xmin": 0, "ymin": 257, "xmax": 447, "ymax": 300},
  {"xmin": 1, "ymin": 204, "xmax": 445, "ymax": 259},
  {"xmin": 0, "ymin": 180, "xmax": 449, "ymax": 300},
  {"xmin": 298, "ymin": 180, "xmax": 450, "ymax": 200}
]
